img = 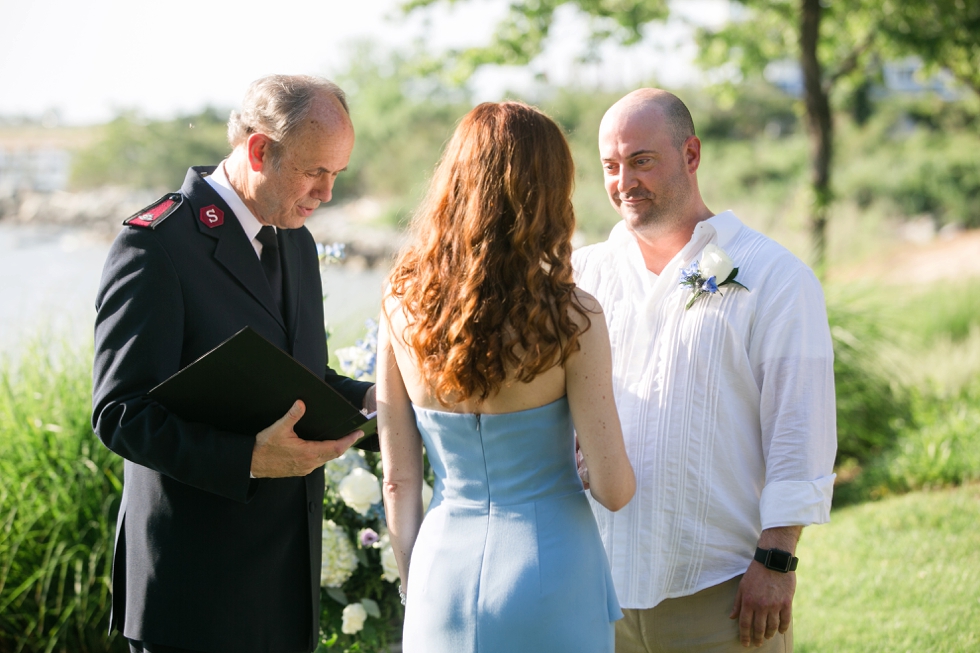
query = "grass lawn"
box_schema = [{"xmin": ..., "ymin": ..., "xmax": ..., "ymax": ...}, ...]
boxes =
[{"xmin": 794, "ymin": 484, "xmax": 980, "ymax": 652}]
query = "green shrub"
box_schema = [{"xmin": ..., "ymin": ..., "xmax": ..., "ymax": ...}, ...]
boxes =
[
  {"xmin": 890, "ymin": 278, "xmax": 980, "ymax": 346},
  {"xmin": 840, "ymin": 381, "xmax": 980, "ymax": 504},
  {"xmin": 826, "ymin": 293, "xmax": 912, "ymax": 465},
  {"xmin": 0, "ymin": 343, "xmax": 126, "ymax": 653}
]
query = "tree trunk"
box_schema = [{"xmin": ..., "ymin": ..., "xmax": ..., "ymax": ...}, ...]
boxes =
[{"xmin": 800, "ymin": 0, "xmax": 833, "ymax": 274}]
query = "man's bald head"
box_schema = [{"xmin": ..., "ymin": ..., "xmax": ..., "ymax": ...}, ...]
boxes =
[{"xmin": 600, "ymin": 88, "xmax": 695, "ymax": 151}]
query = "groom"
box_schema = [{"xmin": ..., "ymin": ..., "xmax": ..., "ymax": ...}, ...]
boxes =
[
  {"xmin": 574, "ymin": 89, "xmax": 837, "ymax": 652},
  {"xmin": 92, "ymin": 75, "xmax": 374, "ymax": 653}
]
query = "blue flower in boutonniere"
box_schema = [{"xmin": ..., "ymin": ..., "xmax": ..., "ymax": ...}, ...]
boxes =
[{"xmin": 678, "ymin": 244, "xmax": 749, "ymax": 310}]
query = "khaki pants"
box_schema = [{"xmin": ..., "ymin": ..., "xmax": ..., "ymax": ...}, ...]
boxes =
[{"xmin": 615, "ymin": 576, "xmax": 793, "ymax": 653}]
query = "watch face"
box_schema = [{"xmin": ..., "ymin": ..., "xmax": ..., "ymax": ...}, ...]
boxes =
[{"xmin": 768, "ymin": 549, "xmax": 792, "ymax": 570}]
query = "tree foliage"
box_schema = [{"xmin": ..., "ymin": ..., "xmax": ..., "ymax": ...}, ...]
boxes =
[
  {"xmin": 402, "ymin": 0, "xmax": 667, "ymax": 80},
  {"xmin": 70, "ymin": 108, "xmax": 230, "ymax": 190},
  {"xmin": 877, "ymin": 0, "xmax": 980, "ymax": 96}
]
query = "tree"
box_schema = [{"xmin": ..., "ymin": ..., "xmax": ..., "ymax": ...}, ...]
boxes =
[
  {"xmin": 404, "ymin": 0, "xmax": 978, "ymax": 270},
  {"xmin": 695, "ymin": 0, "xmax": 878, "ymax": 271},
  {"xmin": 877, "ymin": 0, "xmax": 980, "ymax": 96},
  {"xmin": 403, "ymin": 0, "xmax": 667, "ymax": 80}
]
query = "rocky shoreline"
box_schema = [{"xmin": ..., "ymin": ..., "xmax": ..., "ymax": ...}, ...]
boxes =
[{"xmin": 0, "ymin": 188, "xmax": 405, "ymax": 268}]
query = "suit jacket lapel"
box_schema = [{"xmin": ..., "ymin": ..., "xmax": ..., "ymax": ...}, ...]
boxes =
[
  {"xmin": 279, "ymin": 229, "xmax": 304, "ymax": 348},
  {"xmin": 182, "ymin": 167, "xmax": 287, "ymax": 332}
]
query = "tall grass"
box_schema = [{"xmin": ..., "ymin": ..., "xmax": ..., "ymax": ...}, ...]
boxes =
[
  {"xmin": 0, "ymin": 342, "xmax": 125, "ymax": 653},
  {"xmin": 825, "ymin": 290, "xmax": 912, "ymax": 465}
]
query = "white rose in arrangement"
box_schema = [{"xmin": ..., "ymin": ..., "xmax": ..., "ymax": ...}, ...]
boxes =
[
  {"xmin": 421, "ymin": 480, "xmax": 433, "ymax": 512},
  {"xmin": 380, "ymin": 543, "xmax": 400, "ymax": 583},
  {"xmin": 320, "ymin": 520, "xmax": 358, "ymax": 588},
  {"xmin": 341, "ymin": 602, "xmax": 368, "ymax": 635},
  {"xmin": 699, "ymin": 244, "xmax": 735, "ymax": 282},
  {"xmin": 324, "ymin": 449, "xmax": 369, "ymax": 488},
  {"xmin": 338, "ymin": 468, "xmax": 382, "ymax": 515}
]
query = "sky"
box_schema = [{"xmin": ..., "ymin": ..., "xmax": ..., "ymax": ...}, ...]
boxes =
[{"xmin": 0, "ymin": 0, "xmax": 730, "ymax": 125}]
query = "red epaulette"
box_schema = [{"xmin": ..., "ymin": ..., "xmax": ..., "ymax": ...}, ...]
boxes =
[{"xmin": 123, "ymin": 193, "xmax": 184, "ymax": 229}]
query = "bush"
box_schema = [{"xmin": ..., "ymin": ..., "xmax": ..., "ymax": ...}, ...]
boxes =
[
  {"xmin": 0, "ymin": 343, "xmax": 126, "ymax": 653},
  {"xmin": 835, "ymin": 380, "xmax": 980, "ymax": 505},
  {"xmin": 826, "ymin": 293, "xmax": 913, "ymax": 465}
]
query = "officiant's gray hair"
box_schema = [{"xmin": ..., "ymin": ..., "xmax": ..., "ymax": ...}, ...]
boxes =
[{"xmin": 227, "ymin": 74, "xmax": 349, "ymax": 168}]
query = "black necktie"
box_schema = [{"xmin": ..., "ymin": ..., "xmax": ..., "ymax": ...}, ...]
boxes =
[{"xmin": 256, "ymin": 226, "xmax": 283, "ymax": 316}]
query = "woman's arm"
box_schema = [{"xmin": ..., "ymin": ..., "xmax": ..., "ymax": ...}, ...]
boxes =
[
  {"xmin": 378, "ymin": 310, "xmax": 425, "ymax": 589},
  {"xmin": 565, "ymin": 290, "xmax": 635, "ymax": 511}
]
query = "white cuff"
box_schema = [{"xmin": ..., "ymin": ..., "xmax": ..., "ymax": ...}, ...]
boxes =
[{"xmin": 760, "ymin": 475, "xmax": 836, "ymax": 529}]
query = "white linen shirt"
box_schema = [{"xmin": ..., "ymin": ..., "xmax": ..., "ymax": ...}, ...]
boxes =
[{"xmin": 572, "ymin": 210, "xmax": 837, "ymax": 610}]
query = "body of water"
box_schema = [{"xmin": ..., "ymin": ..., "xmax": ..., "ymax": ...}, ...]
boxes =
[{"xmin": 0, "ymin": 224, "xmax": 387, "ymax": 357}]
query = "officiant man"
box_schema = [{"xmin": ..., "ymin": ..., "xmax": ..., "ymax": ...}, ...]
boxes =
[
  {"xmin": 573, "ymin": 89, "xmax": 837, "ymax": 652},
  {"xmin": 92, "ymin": 75, "xmax": 375, "ymax": 653}
]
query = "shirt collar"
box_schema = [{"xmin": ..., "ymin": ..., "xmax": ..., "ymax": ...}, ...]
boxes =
[
  {"xmin": 610, "ymin": 210, "xmax": 744, "ymax": 279},
  {"xmin": 695, "ymin": 210, "xmax": 742, "ymax": 248},
  {"xmin": 204, "ymin": 161, "xmax": 267, "ymax": 244}
]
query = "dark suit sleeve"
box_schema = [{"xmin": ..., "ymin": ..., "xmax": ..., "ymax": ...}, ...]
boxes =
[
  {"xmin": 323, "ymin": 366, "xmax": 372, "ymax": 408},
  {"xmin": 92, "ymin": 228, "xmax": 255, "ymax": 502}
]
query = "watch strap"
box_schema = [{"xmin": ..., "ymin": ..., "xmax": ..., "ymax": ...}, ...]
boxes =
[{"xmin": 754, "ymin": 547, "xmax": 799, "ymax": 573}]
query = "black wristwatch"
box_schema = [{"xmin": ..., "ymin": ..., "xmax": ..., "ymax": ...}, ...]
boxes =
[{"xmin": 754, "ymin": 547, "xmax": 799, "ymax": 573}]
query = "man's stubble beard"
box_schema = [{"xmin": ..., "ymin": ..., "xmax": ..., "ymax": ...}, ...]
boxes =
[{"xmin": 619, "ymin": 169, "xmax": 691, "ymax": 238}]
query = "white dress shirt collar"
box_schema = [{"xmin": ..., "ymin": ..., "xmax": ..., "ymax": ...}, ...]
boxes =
[{"xmin": 204, "ymin": 162, "xmax": 269, "ymax": 258}]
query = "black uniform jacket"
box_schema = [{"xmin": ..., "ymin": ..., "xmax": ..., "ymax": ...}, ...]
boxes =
[{"xmin": 92, "ymin": 166, "xmax": 373, "ymax": 653}]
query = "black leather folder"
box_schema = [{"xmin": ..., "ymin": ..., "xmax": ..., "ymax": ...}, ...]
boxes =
[{"xmin": 147, "ymin": 327, "xmax": 377, "ymax": 441}]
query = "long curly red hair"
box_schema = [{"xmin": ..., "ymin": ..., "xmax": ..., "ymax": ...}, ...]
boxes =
[{"xmin": 387, "ymin": 101, "xmax": 590, "ymax": 407}]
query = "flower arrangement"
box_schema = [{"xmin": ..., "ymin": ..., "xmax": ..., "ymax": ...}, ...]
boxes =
[
  {"xmin": 678, "ymin": 244, "xmax": 749, "ymax": 310},
  {"xmin": 336, "ymin": 318, "xmax": 379, "ymax": 382},
  {"xmin": 312, "ymin": 254, "xmax": 429, "ymax": 650}
]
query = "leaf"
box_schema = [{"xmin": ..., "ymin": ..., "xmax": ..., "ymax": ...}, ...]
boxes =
[
  {"xmin": 360, "ymin": 597, "xmax": 381, "ymax": 618},
  {"xmin": 724, "ymin": 267, "xmax": 740, "ymax": 284},
  {"xmin": 325, "ymin": 587, "xmax": 348, "ymax": 605}
]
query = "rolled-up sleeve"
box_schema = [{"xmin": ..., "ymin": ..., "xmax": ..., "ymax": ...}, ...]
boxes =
[{"xmin": 751, "ymin": 266, "xmax": 837, "ymax": 528}]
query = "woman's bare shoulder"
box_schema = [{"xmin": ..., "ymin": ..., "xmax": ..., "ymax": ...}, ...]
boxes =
[{"xmin": 569, "ymin": 286, "xmax": 604, "ymax": 319}]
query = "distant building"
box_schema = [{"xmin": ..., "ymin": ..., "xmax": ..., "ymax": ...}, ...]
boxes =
[{"xmin": 763, "ymin": 56, "xmax": 962, "ymax": 100}]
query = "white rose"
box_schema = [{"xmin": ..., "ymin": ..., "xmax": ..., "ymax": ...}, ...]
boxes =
[
  {"xmin": 421, "ymin": 481, "xmax": 433, "ymax": 512},
  {"xmin": 320, "ymin": 520, "xmax": 358, "ymax": 587},
  {"xmin": 699, "ymin": 244, "xmax": 735, "ymax": 282},
  {"xmin": 338, "ymin": 467, "xmax": 382, "ymax": 515},
  {"xmin": 341, "ymin": 602, "xmax": 368, "ymax": 634},
  {"xmin": 380, "ymin": 544, "xmax": 400, "ymax": 583}
]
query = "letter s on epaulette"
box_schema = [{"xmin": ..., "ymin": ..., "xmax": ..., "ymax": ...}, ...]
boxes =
[{"xmin": 123, "ymin": 193, "xmax": 184, "ymax": 229}]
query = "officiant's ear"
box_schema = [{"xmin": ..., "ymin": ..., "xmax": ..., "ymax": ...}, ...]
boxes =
[{"xmin": 246, "ymin": 132, "xmax": 276, "ymax": 172}]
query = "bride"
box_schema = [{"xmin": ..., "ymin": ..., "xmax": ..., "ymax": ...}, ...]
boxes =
[{"xmin": 377, "ymin": 101, "xmax": 635, "ymax": 652}]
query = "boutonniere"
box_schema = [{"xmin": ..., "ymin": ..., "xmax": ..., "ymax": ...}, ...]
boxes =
[{"xmin": 678, "ymin": 244, "xmax": 749, "ymax": 310}]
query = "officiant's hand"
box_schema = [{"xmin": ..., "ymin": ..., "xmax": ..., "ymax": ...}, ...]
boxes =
[{"xmin": 250, "ymin": 400, "xmax": 362, "ymax": 478}]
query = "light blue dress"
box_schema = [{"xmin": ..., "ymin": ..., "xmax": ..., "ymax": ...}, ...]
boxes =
[{"xmin": 402, "ymin": 396, "xmax": 622, "ymax": 653}]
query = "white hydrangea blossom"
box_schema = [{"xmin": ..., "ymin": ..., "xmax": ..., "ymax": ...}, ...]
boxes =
[
  {"xmin": 338, "ymin": 467, "xmax": 382, "ymax": 515},
  {"xmin": 324, "ymin": 449, "xmax": 369, "ymax": 488},
  {"xmin": 341, "ymin": 602, "xmax": 368, "ymax": 634},
  {"xmin": 320, "ymin": 520, "xmax": 358, "ymax": 588},
  {"xmin": 380, "ymin": 543, "xmax": 400, "ymax": 583}
]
